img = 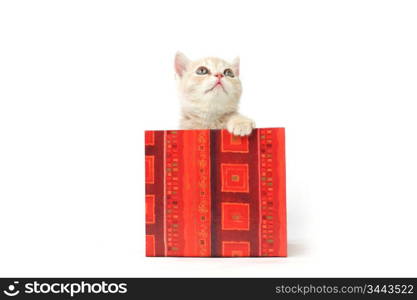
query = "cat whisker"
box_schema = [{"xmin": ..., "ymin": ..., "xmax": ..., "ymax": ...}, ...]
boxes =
[
  {"xmin": 204, "ymin": 86, "xmax": 216, "ymax": 93},
  {"xmin": 221, "ymin": 85, "xmax": 228, "ymax": 94}
]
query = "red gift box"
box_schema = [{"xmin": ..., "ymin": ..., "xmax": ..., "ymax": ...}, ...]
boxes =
[{"xmin": 145, "ymin": 128, "xmax": 287, "ymax": 257}]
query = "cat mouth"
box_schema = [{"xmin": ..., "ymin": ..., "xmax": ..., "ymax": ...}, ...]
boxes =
[{"xmin": 205, "ymin": 83, "xmax": 227, "ymax": 94}]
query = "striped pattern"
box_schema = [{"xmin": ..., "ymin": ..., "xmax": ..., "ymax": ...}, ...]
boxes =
[{"xmin": 145, "ymin": 128, "xmax": 286, "ymax": 257}]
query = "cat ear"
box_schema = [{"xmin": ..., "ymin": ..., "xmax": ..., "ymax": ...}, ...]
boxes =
[
  {"xmin": 231, "ymin": 57, "xmax": 240, "ymax": 76},
  {"xmin": 175, "ymin": 51, "xmax": 190, "ymax": 77}
]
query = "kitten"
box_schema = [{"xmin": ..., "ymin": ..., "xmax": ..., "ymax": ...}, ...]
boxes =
[{"xmin": 175, "ymin": 52, "xmax": 255, "ymax": 136}]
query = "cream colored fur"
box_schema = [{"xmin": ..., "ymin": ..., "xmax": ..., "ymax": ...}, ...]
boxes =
[{"xmin": 175, "ymin": 52, "xmax": 255, "ymax": 136}]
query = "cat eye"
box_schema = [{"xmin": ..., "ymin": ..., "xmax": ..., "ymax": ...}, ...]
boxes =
[
  {"xmin": 224, "ymin": 68, "xmax": 234, "ymax": 78},
  {"xmin": 196, "ymin": 66, "xmax": 209, "ymax": 75}
]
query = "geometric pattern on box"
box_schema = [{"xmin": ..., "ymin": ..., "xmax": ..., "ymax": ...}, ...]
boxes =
[
  {"xmin": 146, "ymin": 235, "xmax": 155, "ymax": 257},
  {"xmin": 145, "ymin": 128, "xmax": 286, "ymax": 257},
  {"xmin": 222, "ymin": 241, "xmax": 250, "ymax": 257},
  {"xmin": 221, "ymin": 130, "xmax": 249, "ymax": 153},
  {"xmin": 145, "ymin": 155, "xmax": 154, "ymax": 184},
  {"xmin": 146, "ymin": 195, "xmax": 155, "ymax": 224},
  {"xmin": 221, "ymin": 163, "xmax": 249, "ymax": 193},
  {"xmin": 221, "ymin": 202, "xmax": 250, "ymax": 230},
  {"xmin": 145, "ymin": 131, "xmax": 155, "ymax": 146}
]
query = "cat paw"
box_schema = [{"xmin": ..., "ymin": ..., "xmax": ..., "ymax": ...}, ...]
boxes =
[{"xmin": 226, "ymin": 115, "xmax": 255, "ymax": 136}]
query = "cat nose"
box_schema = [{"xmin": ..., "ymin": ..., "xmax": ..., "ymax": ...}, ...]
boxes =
[{"xmin": 214, "ymin": 73, "xmax": 224, "ymax": 79}]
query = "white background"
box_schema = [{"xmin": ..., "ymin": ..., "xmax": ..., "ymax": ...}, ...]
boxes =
[{"xmin": 1, "ymin": 0, "xmax": 416, "ymax": 277}]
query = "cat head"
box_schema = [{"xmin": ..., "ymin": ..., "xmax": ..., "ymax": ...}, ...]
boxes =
[{"xmin": 175, "ymin": 52, "xmax": 242, "ymax": 114}]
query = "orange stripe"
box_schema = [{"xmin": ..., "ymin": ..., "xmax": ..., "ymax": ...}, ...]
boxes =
[
  {"xmin": 182, "ymin": 130, "xmax": 199, "ymax": 256},
  {"xmin": 273, "ymin": 128, "xmax": 287, "ymax": 257},
  {"xmin": 257, "ymin": 129, "xmax": 262, "ymax": 256},
  {"xmin": 181, "ymin": 130, "xmax": 211, "ymax": 256}
]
